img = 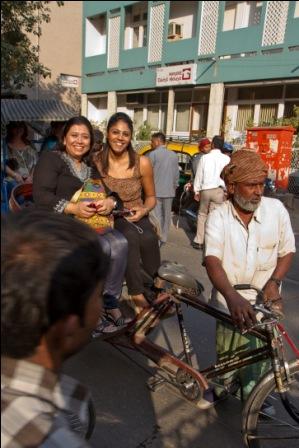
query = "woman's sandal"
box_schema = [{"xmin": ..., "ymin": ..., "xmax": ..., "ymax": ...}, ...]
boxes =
[
  {"xmin": 92, "ymin": 318, "xmax": 117, "ymax": 338},
  {"xmin": 104, "ymin": 309, "xmax": 132, "ymax": 326}
]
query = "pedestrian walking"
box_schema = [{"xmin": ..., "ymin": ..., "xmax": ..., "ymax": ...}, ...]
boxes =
[
  {"xmin": 191, "ymin": 137, "xmax": 211, "ymax": 177},
  {"xmin": 222, "ymin": 141, "xmax": 234, "ymax": 158},
  {"xmin": 148, "ymin": 132, "xmax": 180, "ymax": 245},
  {"xmin": 192, "ymin": 135, "xmax": 230, "ymax": 250}
]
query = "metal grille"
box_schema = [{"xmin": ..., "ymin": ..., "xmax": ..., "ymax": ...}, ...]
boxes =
[
  {"xmin": 148, "ymin": 3, "xmax": 165, "ymax": 63},
  {"xmin": 289, "ymin": 149, "xmax": 299, "ymax": 195},
  {"xmin": 108, "ymin": 16, "xmax": 121, "ymax": 69},
  {"xmin": 198, "ymin": 1, "xmax": 219, "ymax": 55},
  {"xmin": 262, "ymin": 1, "xmax": 289, "ymax": 46}
]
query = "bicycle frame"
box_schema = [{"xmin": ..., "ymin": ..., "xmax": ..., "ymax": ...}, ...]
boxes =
[{"xmin": 103, "ymin": 284, "xmax": 298, "ymax": 403}]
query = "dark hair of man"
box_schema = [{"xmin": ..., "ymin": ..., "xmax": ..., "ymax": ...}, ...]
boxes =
[
  {"xmin": 6, "ymin": 121, "xmax": 30, "ymax": 145},
  {"xmin": 212, "ymin": 135, "xmax": 224, "ymax": 151},
  {"xmin": 152, "ymin": 132, "xmax": 166, "ymax": 144},
  {"xmin": 1, "ymin": 210, "xmax": 108, "ymax": 359},
  {"xmin": 57, "ymin": 116, "xmax": 94, "ymax": 163},
  {"xmin": 96, "ymin": 112, "xmax": 136, "ymax": 175}
]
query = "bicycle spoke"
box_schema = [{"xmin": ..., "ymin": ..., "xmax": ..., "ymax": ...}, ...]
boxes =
[{"xmin": 243, "ymin": 361, "xmax": 299, "ymax": 447}]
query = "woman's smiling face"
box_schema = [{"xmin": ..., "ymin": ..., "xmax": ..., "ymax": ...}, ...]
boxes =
[
  {"xmin": 64, "ymin": 124, "xmax": 91, "ymax": 160},
  {"xmin": 107, "ymin": 120, "xmax": 132, "ymax": 155}
]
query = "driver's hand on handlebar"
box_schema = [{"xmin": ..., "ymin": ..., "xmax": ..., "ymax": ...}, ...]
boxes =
[
  {"xmin": 226, "ymin": 292, "xmax": 257, "ymax": 332},
  {"xmin": 263, "ymin": 281, "xmax": 283, "ymax": 315}
]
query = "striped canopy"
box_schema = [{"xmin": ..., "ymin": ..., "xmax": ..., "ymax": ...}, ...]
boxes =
[{"xmin": 1, "ymin": 99, "xmax": 76, "ymax": 124}]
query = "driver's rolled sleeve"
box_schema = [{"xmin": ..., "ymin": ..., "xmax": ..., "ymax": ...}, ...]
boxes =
[{"xmin": 205, "ymin": 208, "xmax": 224, "ymax": 260}]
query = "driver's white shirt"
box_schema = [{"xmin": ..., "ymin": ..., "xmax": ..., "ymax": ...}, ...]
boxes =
[{"xmin": 205, "ymin": 197, "xmax": 296, "ymax": 312}]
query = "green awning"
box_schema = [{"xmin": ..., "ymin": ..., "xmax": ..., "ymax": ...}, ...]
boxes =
[{"xmin": 1, "ymin": 99, "xmax": 76, "ymax": 123}]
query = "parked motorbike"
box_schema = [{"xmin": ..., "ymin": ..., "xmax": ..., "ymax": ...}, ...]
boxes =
[
  {"xmin": 177, "ymin": 182, "xmax": 198, "ymax": 232},
  {"xmin": 179, "ymin": 177, "xmax": 277, "ymax": 232}
]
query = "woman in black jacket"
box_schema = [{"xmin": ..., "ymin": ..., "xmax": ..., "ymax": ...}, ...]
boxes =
[{"xmin": 33, "ymin": 116, "xmax": 130, "ymax": 334}]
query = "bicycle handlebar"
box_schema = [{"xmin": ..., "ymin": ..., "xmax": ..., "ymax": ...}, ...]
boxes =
[
  {"xmin": 234, "ymin": 284, "xmax": 263, "ymax": 294},
  {"xmin": 252, "ymin": 304, "xmax": 276, "ymax": 319},
  {"xmin": 233, "ymin": 284, "xmax": 282, "ymax": 320}
]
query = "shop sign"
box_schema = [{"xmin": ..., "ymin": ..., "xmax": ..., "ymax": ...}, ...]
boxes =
[
  {"xmin": 156, "ymin": 64, "xmax": 197, "ymax": 87},
  {"xmin": 60, "ymin": 74, "xmax": 80, "ymax": 88}
]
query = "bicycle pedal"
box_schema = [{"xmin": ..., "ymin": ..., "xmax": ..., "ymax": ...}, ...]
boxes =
[{"xmin": 147, "ymin": 375, "xmax": 167, "ymax": 392}]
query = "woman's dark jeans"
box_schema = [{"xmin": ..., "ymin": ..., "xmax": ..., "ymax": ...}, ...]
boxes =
[
  {"xmin": 98, "ymin": 229, "xmax": 128, "ymax": 309},
  {"xmin": 114, "ymin": 216, "xmax": 161, "ymax": 295}
]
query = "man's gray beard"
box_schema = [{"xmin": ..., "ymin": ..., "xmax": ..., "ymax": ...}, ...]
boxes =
[{"xmin": 233, "ymin": 191, "xmax": 261, "ymax": 212}]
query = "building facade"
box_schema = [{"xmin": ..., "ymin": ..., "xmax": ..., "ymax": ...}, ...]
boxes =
[
  {"xmin": 82, "ymin": 1, "xmax": 299, "ymax": 139},
  {"xmin": 23, "ymin": 1, "xmax": 82, "ymax": 111}
]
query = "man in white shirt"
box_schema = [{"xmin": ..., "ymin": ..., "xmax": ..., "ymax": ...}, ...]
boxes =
[
  {"xmin": 204, "ymin": 149, "xmax": 295, "ymax": 402},
  {"xmin": 192, "ymin": 135, "xmax": 230, "ymax": 249}
]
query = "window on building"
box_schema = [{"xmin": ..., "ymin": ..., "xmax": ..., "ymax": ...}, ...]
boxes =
[
  {"xmin": 191, "ymin": 104, "xmax": 208, "ymax": 131},
  {"xmin": 193, "ymin": 89, "xmax": 210, "ymax": 102},
  {"xmin": 148, "ymin": 92, "xmax": 160, "ymax": 104},
  {"xmin": 133, "ymin": 108, "xmax": 144, "ymax": 129},
  {"xmin": 254, "ymin": 85, "xmax": 283, "ymax": 100},
  {"xmin": 147, "ymin": 106, "xmax": 159, "ymax": 130},
  {"xmin": 87, "ymin": 97, "xmax": 107, "ymax": 123},
  {"xmin": 168, "ymin": 1, "xmax": 198, "ymax": 41},
  {"xmin": 160, "ymin": 106, "xmax": 167, "ymax": 132},
  {"xmin": 124, "ymin": 2, "xmax": 148, "ymax": 50},
  {"xmin": 175, "ymin": 90, "xmax": 192, "ymax": 102},
  {"xmin": 259, "ymin": 104, "xmax": 278, "ymax": 125},
  {"xmin": 161, "ymin": 91, "xmax": 168, "ymax": 103},
  {"xmin": 238, "ymin": 85, "xmax": 283, "ymax": 100},
  {"xmin": 223, "ymin": 1, "xmax": 262, "ymax": 31},
  {"xmin": 295, "ymin": 1, "xmax": 299, "ymax": 18},
  {"xmin": 85, "ymin": 15, "xmax": 106, "ymax": 57},
  {"xmin": 175, "ymin": 104, "xmax": 190, "ymax": 132},
  {"xmin": 285, "ymin": 84, "xmax": 299, "ymax": 99},
  {"xmin": 236, "ymin": 105, "xmax": 254, "ymax": 130},
  {"xmin": 284, "ymin": 102, "xmax": 298, "ymax": 118}
]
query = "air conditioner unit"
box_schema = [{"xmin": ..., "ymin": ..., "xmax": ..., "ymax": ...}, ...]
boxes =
[{"xmin": 168, "ymin": 22, "xmax": 182, "ymax": 40}]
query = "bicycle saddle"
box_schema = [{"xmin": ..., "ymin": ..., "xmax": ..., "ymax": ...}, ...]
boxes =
[{"xmin": 158, "ymin": 261, "xmax": 202, "ymax": 292}]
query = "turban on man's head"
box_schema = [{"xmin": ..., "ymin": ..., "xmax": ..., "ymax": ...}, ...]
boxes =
[
  {"xmin": 221, "ymin": 149, "xmax": 268, "ymax": 185},
  {"xmin": 198, "ymin": 138, "xmax": 211, "ymax": 149}
]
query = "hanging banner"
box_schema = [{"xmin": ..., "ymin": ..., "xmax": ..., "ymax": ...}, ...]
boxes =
[{"xmin": 156, "ymin": 63, "xmax": 197, "ymax": 87}]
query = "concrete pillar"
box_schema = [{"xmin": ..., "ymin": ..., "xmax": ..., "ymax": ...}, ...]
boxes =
[
  {"xmin": 226, "ymin": 87, "xmax": 238, "ymax": 138},
  {"xmin": 206, "ymin": 83, "xmax": 225, "ymax": 138},
  {"xmin": 81, "ymin": 94, "xmax": 88, "ymax": 117},
  {"xmin": 277, "ymin": 102, "xmax": 285, "ymax": 119},
  {"xmin": 166, "ymin": 88, "xmax": 175, "ymax": 136},
  {"xmin": 253, "ymin": 104, "xmax": 260, "ymax": 126},
  {"xmin": 107, "ymin": 91, "xmax": 117, "ymax": 120}
]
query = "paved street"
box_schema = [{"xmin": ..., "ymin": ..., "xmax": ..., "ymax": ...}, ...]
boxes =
[{"xmin": 63, "ymin": 199, "xmax": 299, "ymax": 448}]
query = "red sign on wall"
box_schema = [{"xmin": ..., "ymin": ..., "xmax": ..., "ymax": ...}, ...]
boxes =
[{"xmin": 246, "ymin": 127, "xmax": 295, "ymax": 189}]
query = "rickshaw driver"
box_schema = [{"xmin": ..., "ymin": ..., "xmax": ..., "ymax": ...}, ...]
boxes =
[{"xmin": 204, "ymin": 149, "xmax": 295, "ymax": 403}]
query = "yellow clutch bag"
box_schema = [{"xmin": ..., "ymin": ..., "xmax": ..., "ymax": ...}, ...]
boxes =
[{"xmin": 71, "ymin": 179, "xmax": 113, "ymax": 233}]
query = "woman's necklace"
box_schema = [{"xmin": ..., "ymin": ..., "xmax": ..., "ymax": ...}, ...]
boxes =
[{"xmin": 62, "ymin": 152, "xmax": 91, "ymax": 182}]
